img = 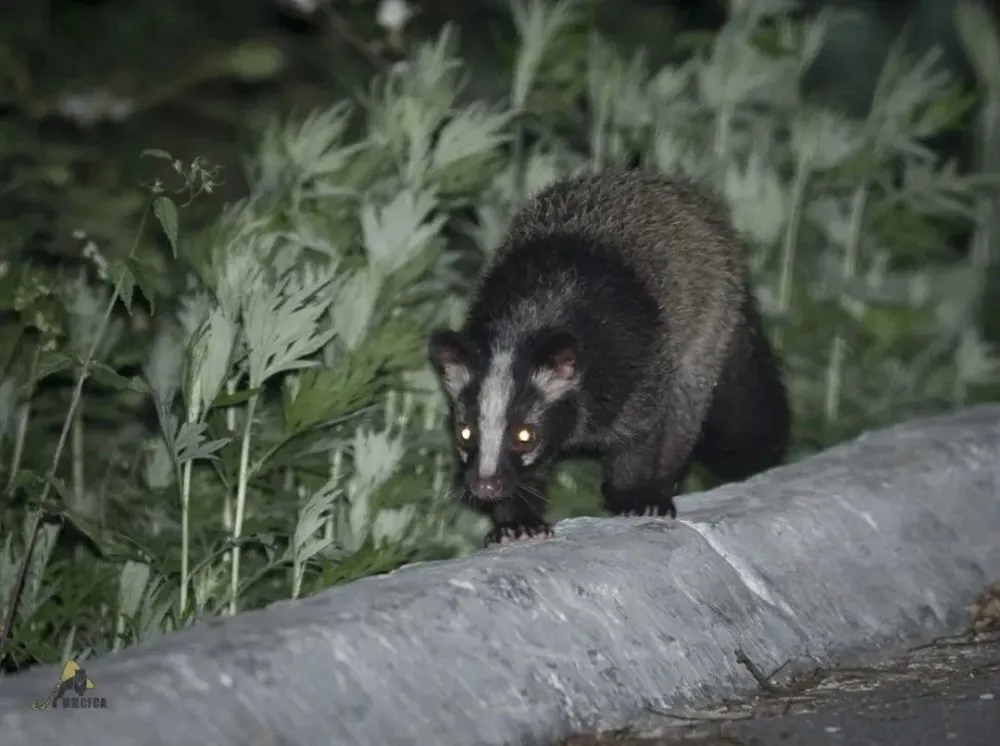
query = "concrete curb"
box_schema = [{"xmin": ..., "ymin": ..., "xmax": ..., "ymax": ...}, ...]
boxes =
[{"xmin": 1, "ymin": 405, "xmax": 998, "ymax": 746}]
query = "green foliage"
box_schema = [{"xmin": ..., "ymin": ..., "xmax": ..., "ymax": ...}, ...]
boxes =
[{"xmin": 1, "ymin": 0, "xmax": 999, "ymax": 674}]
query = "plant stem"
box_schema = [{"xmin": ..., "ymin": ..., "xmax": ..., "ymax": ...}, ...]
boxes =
[
  {"xmin": 229, "ymin": 394, "xmax": 257, "ymax": 616},
  {"xmin": 512, "ymin": 110, "xmax": 528, "ymax": 203},
  {"xmin": 971, "ymin": 66, "xmax": 1000, "ymax": 271},
  {"xmin": 70, "ymin": 401, "xmax": 87, "ymax": 563},
  {"xmin": 5, "ymin": 345, "xmax": 40, "ymax": 493},
  {"xmin": 432, "ymin": 452, "xmax": 445, "ymax": 496},
  {"xmin": 824, "ymin": 181, "xmax": 869, "ymax": 424},
  {"xmin": 715, "ymin": 101, "xmax": 734, "ymax": 162},
  {"xmin": 324, "ymin": 448, "xmax": 343, "ymax": 544},
  {"xmin": 179, "ymin": 459, "xmax": 193, "ymax": 617},
  {"xmin": 71, "ymin": 403, "xmax": 84, "ymax": 507},
  {"xmin": 775, "ymin": 158, "xmax": 811, "ymax": 349},
  {"xmin": 39, "ymin": 202, "xmax": 150, "ymax": 508},
  {"xmin": 178, "ymin": 378, "xmax": 201, "ymax": 619},
  {"xmin": 0, "ymin": 509, "xmax": 42, "ymax": 660},
  {"xmin": 223, "ymin": 377, "xmax": 237, "ymax": 536}
]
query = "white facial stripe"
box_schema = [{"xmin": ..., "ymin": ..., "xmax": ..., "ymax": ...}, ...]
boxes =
[
  {"xmin": 476, "ymin": 349, "xmax": 514, "ymax": 477},
  {"xmin": 530, "ymin": 368, "xmax": 579, "ymax": 405}
]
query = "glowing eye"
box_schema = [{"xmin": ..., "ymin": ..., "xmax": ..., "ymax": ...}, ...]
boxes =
[
  {"xmin": 456, "ymin": 423, "xmax": 474, "ymax": 443},
  {"xmin": 512, "ymin": 426, "xmax": 535, "ymax": 449}
]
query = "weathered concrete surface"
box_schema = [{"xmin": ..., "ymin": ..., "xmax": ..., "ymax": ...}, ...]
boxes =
[{"xmin": 1, "ymin": 405, "xmax": 998, "ymax": 746}]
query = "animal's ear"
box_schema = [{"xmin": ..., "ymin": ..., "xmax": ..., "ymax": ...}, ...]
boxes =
[
  {"xmin": 428, "ymin": 330, "xmax": 473, "ymax": 399},
  {"xmin": 533, "ymin": 329, "xmax": 578, "ymax": 379},
  {"xmin": 531, "ymin": 329, "xmax": 580, "ymax": 401}
]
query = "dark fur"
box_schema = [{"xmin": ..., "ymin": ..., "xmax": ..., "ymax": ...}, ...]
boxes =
[{"xmin": 429, "ymin": 170, "xmax": 791, "ymax": 545}]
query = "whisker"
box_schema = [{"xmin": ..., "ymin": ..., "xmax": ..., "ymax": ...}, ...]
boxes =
[
  {"xmin": 516, "ymin": 483, "xmax": 549, "ymax": 504},
  {"xmin": 514, "ymin": 491, "xmax": 533, "ymax": 509},
  {"xmin": 519, "ymin": 484, "xmax": 543, "ymax": 500}
]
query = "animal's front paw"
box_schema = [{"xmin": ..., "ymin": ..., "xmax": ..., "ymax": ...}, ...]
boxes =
[
  {"xmin": 485, "ymin": 523, "xmax": 555, "ymax": 546},
  {"xmin": 601, "ymin": 481, "xmax": 678, "ymax": 519}
]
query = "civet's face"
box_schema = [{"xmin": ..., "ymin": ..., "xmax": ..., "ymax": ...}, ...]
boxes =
[{"xmin": 428, "ymin": 327, "xmax": 581, "ymax": 503}]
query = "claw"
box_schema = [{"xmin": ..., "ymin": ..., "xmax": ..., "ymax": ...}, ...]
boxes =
[{"xmin": 486, "ymin": 523, "xmax": 554, "ymax": 546}]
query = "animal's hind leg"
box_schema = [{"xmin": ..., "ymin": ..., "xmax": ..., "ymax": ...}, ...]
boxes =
[
  {"xmin": 602, "ymin": 342, "xmax": 728, "ymax": 517},
  {"xmin": 695, "ymin": 292, "xmax": 791, "ymax": 482}
]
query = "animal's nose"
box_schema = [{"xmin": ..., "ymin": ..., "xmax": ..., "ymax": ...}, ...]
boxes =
[{"xmin": 470, "ymin": 476, "xmax": 503, "ymax": 500}]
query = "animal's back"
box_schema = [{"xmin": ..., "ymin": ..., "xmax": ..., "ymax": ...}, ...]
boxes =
[
  {"xmin": 496, "ymin": 170, "xmax": 747, "ymax": 360},
  {"xmin": 504, "ymin": 170, "xmax": 743, "ymax": 280}
]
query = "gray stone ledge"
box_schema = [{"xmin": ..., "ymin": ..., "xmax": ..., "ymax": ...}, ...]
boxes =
[{"xmin": 1, "ymin": 405, "xmax": 998, "ymax": 746}]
